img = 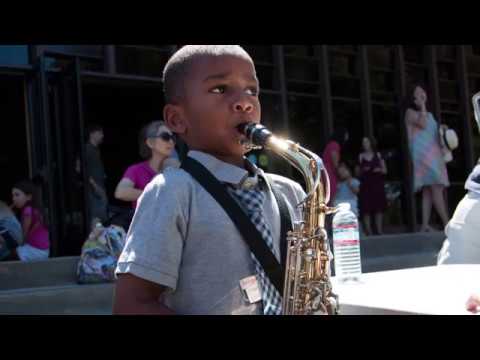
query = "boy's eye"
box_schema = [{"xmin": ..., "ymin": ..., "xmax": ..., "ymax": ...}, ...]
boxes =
[
  {"xmin": 210, "ymin": 85, "xmax": 226, "ymax": 94},
  {"xmin": 246, "ymin": 87, "xmax": 259, "ymax": 96}
]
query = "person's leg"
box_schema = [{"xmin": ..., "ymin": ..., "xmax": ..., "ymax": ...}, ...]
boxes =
[
  {"xmin": 89, "ymin": 191, "xmax": 108, "ymax": 225},
  {"xmin": 0, "ymin": 231, "xmax": 19, "ymax": 261},
  {"xmin": 15, "ymin": 244, "xmax": 48, "ymax": 262},
  {"xmin": 12, "ymin": 245, "xmax": 23, "ymax": 261},
  {"xmin": 100, "ymin": 192, "xmax": 109, "ymax": 223},
  {"xmin": 8, "ymin": 247, "xmax": 19, "ymax": 261},
  {"xmin": 363, "ymin": 214, "xmax": 372, "ymax": 236},
  {"xmin": 88, "ymin": 191, "xmax": 99, "ymax": 227},
  {"xmin": 421, "ymin": 186, "xmax": 433, "ymax": 232},
  {"xmin": 374, "ymin": 212, "xmax": 384, "ymax": 235},
  {"xmin": 431, "ymin": 184, "xmax": 450, "ymax": 228}
]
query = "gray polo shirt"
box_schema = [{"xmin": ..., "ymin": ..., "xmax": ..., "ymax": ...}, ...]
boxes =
[{"xmin": 116, "ymin": 150, "xmax": 306, "ymax": 315}]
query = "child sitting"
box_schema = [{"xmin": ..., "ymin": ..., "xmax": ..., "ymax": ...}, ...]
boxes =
[
  {"xmin": 334, "ymin": 162, "xmax": 360, "ymax": 217},
  {"xmin": 11, "ymin": 180, "xmax": 50, "ymax": 261}
]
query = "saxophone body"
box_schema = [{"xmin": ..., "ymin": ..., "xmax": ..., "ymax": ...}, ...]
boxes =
[{"xmin": 240, "ymin": 123, "xmax": 339, "ymax": 315}]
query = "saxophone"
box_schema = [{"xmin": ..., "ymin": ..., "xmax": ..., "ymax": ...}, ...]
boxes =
[{"xmin": 239, "ymin": 123, "xmax": 339, "ymax": 315}]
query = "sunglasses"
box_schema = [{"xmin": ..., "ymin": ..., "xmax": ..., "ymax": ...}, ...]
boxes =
[{"xmin": 151, "ymin": 132, "xmax": 176, "ymax": 142}]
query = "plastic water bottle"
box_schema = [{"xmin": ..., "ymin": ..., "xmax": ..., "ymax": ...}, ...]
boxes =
[{"xmin": 332, "ymin": 202, "xmax": 362, "ymax": 282}]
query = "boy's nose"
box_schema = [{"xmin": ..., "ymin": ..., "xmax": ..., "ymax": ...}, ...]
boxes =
[{"xmin": 233, "ymin": 98, "xmax": 254, "ymax": 113}]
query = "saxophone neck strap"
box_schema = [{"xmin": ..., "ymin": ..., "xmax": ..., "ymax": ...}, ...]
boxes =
[
  {"xmin": 267, "ymin": 176, "xmax": 293, "ymax": 268},
  {"xmin": 181, "ymin": 156, "xmax": 292, "ymax": 295}
]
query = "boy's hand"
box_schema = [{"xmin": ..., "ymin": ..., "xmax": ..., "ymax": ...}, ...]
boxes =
[{"xmin": 466, "ymin": 294, "xmax": 480, "ymax": 313}]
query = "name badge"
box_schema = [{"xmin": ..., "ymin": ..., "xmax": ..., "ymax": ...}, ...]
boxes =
[{"xmin": 239, "ymin": 276, "xmax": 262, "ymax": 304}]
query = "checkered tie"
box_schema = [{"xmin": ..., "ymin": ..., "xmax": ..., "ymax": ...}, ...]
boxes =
[{"xmin": 227, "ymin": 184, "xmax": 283, "ymax": 315}]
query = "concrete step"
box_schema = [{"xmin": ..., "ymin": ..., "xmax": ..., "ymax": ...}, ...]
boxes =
[
  {"xmin": 362, "ymin": 252, "xmax": 438, "ymax": 273},
  {"xmin": 360, "ymin": 231, "xmax": 445, "ymax": 258},
  {"xmin": 0, "ymin": 256, "xmax": 79, "ymax": 290},
  {"xmin": 0, "ymin": 283, "xmax": 114, "ymax": 315},
  {"xmin": 0, "ymin": 232, "xmax": 446, "ymax": 315},
  {"xmin": 334, "ymin": 231, "xmax": 445, "ymax": 274}
]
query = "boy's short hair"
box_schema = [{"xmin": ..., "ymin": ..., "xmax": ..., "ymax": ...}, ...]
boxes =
[{"xmin": 162, "ymin": 45, "xmax": 254, "ymax": 104}]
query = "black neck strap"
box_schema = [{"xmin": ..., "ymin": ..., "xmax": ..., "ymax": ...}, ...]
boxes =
[
  {"xmin": 268, "ymin": 178, "xmax": 293, "ymax": 268},
  {"xmin": 181, "ymin": 157, "xmax": 293, "ymax": 295}
]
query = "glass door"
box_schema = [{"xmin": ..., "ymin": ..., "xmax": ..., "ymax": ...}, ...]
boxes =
[{"xmin": 28, "ymin": 56, "xmax": 89, "ymax": 256}]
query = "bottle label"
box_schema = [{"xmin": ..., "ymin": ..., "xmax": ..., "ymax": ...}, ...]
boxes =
[
  {"xmin": 333, "ymin": 227, "xmax": 359, "ymax": 246},
  {"xmin": 333, "ymin": 217, "xmax": 362, "ymax": 278},
  {"xmin": 334, "ymin": 239, "xmax": 359, "ymax": 246},
  {"xmin": 334, "ymin": 223, "xmax": 357, "ymax": 229}
]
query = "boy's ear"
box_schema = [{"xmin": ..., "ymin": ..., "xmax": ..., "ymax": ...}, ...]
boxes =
[{"xmin": 164, "ymin": 104, "xmax": 187, "ymax": 135}]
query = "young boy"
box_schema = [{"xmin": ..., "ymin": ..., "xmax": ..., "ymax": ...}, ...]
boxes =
[
  {"xmin": 113, "ymin": 45, "xmax": 307, "ymax": 315},
  {"xmin": 334, "ymin": 162, "xmax": 360, "ymax": 217}
]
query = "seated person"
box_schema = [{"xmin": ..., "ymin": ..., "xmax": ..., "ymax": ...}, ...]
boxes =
[
  {"xmin": 334, "ymin": 162, "xmax": 360, "ymax": 217},
  {"xmin": 0, "ymin": 200, "xmax": 23, "ymax": 260},
  {"xmin": 114, "ymin": 121, "xmax": 177, "ymax": 209},
  {"xmin": 437, "ymin": 159, "xmax": 480, "ymax": 265}
]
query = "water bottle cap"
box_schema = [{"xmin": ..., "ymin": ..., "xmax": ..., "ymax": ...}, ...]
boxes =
[{"xmin": 338, "ymin": 202, "xmax": 351, "ymax": 212}]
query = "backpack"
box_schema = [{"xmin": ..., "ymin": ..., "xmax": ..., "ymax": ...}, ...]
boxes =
[{"xmin": 76, "ymin": 224, "xmax": 126, "ymax": 284}]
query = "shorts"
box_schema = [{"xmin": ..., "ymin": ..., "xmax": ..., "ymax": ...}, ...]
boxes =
[{"xmin": 16, "ymin": 244, "xmax": 50, "ymax": 262}]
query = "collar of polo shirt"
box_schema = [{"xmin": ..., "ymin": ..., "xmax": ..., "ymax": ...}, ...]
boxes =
[{"xmin": 187, "ymin": 150, "xmax": 270, "ymax": 191}]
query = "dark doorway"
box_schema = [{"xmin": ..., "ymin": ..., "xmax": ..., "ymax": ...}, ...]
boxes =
[
  {"xmin": 0, "ymin": 74, "xmax": 30, "ymax": 205},
  {"xmin": 81, "ymin": 81, "xmax": 165, "ymax": 207}
]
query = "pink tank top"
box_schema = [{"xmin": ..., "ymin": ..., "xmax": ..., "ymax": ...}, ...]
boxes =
[
  {"xmin": 21, "ymin": 206, "xmax": 50, "ymax": 250},
  {"xmin": 322, "ymin": 141, "xmax": 341, "ymax": 203},
  {"xmin": 122, "ymin": 161, "xmax": 157, "ymax": 208}
]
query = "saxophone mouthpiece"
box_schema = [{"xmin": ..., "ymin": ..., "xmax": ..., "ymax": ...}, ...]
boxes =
[
  {"xmin": 237, "ymin": 122, "xmax": 272, "ymax": 147},
  {"xmin": 236, "ymin": 122, "xmax": 250, "ymax": 135}
]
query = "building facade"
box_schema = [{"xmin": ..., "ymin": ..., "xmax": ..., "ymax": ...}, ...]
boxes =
[{"xmin": 1, "ymin": 45, "xmax": 479, "ymax": 257}]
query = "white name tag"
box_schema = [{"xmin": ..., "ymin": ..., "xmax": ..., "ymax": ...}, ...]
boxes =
[{"xmin": 239, "ymin": 276, "xmax": 262, "ymax": 304}]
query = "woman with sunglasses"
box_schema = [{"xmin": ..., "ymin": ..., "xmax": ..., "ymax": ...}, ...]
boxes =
[{"xmin": 114, "ymin": 121, "xmax": 178, "ymax": 209}]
